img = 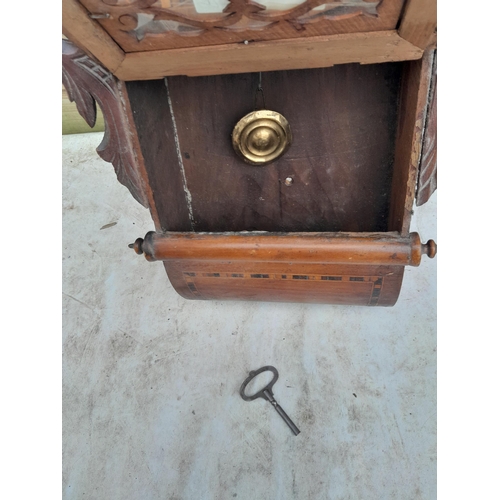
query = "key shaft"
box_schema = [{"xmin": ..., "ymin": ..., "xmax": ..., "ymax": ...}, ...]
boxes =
[{"xmin": 263, "ymin": 389, "xmax": 300, "ymax": 436}]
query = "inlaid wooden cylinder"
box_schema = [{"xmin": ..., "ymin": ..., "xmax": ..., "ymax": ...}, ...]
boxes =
[{"xmin": 130, "ymin": 231, "xmax": 436, "ymax": 306}]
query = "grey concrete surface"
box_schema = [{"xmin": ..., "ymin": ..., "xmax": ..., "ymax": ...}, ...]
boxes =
[{"xmin": 62, "ymin": 132, "xmax": 437, "ymax": 500}]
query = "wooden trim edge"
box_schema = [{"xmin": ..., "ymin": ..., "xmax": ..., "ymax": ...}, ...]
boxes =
[
  {"xmin": 62, "ymin": 0, "xmax": 125, "ymax": 73},
  {"xmin": 117, "ymin": 81, "xmax": 163, "ymax": 229},
  {"xmin": 114, "ymin": 30, "xmax": 424, "ymax": 80},
  {"xmin": 388, "ymin": 51, "xmax": 434, "ymax": 234},
  {"xmin": 398, "ymin": 0, "xmax": 437, "ymax": 50}
]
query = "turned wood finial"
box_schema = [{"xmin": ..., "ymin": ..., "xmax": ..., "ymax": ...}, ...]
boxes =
[
  {"xmin": 128, "ymin": 238, "xmax": 144, "ymax": 255},
  {"xmin": 128, "ymin": 232, "xmax": 158, "ymax": 261},
  {"xmin": 422, "ymin": 239, "xmax": 437, "ymax": 259}
]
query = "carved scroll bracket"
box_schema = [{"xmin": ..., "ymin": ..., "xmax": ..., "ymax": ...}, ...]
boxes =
[
  {"xmin": 416, "ymin": 49, "xmax": 437, "ymax": 206},
  {"xmin": 62, "ymin": 39, "xmax": 149, "ymax": 208}
]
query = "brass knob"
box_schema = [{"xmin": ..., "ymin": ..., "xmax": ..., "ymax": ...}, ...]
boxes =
[{"xmin": 232, "ymin": 110, "xmax": 292, "ymax": 165}]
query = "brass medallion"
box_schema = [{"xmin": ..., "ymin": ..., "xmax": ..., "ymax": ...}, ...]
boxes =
[{"xmin": 232, "ymin": 110, "xmax": 292, "ymax": 166}]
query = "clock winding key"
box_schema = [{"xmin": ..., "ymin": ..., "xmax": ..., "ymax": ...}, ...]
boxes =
[{"xmin": 239, "ymin": 365, "xmax": 300, "ymax": 436}]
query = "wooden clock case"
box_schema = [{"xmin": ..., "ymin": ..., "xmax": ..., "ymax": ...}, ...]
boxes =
[{"xmin": 62, "ymin": 0, "xmax": 437, "ymax": 306}]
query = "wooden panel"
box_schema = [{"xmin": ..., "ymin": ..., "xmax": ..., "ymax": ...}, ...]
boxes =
[
  {"xmin": 62, "ymin": 0, "xmax": 125, "ymax": 73},
  {"xmin": 125, "ymin": 79, "xmax": 193, "ymax": 232},
  {"xmin": 388, "ymin": 50, "xmax": 434, "ymax": 234},
  {"xmin": 79, "ymin": 0, "xmax": 404, "ymax": 52},
  {"xmin": 163, "ymin": 63, "xmax": 402, "ymax": 233},
  {"xmin": 416, "ymin": 51, "xmax": 437, "ymax": 206},
  {"xmin": 164, "ymin": 260, "xmax": 405, "ymax": 306},
  {"xmin": 398, "ymin": 0, "xmax": 437, "ymax": 50},
  {"xmin": 114, "ymin": 31, "xmax": 423, "ymax": 80}
]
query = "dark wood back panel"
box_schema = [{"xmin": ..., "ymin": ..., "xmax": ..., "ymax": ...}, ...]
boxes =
[
  {"xmin": 128, "ymin": 64, "xmax": 403, "ymax": 233},
  {"xmin": 125, "ymin": 79, "xmax": 193, "ymax": 232}
]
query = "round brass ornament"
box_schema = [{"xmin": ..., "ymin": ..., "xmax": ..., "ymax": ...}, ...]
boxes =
[{"xmin": 232, "ymin": 110, "xmax": 292, "ymax": 165}]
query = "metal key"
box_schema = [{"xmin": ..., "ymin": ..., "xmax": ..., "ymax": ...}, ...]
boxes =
[{"xmin": 239, "ymin": 366, "xmax": 300, "ymax": 436}]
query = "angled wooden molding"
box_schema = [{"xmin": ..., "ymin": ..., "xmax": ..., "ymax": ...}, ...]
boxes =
[
  {"xmin": 63, "ymin": 1, "xmax": 425, "ymax": 80},
  {"xmin": 62, "ymin": 39, "xmax": 150, "ymax": 208},
  {"xmin": 115, "ymin": 30, "xmax": 423, "ymax": 80},
  {"xmin": 398, "ymin": 0, "xmax": 437, "ymax": 50},
  {"xmin": 62, "ymin": 0, "xmax": 125, "ymax": 73}
]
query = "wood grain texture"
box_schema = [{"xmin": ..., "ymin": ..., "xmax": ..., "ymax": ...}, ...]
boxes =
[
  {"xmin": 114, "ymin": 30, "xmax": 423, "ymax": 80},
  {"xmin": 133, "ymin": 230, "xmax": 435, "ymax": 306},
  {"xmin": 134, "ymin": 63, "xmax": 402, "ymax": 233},
  {"xmin": 62, "ymin": 0, "xmax": 125, "ymax": 72},
  {"xmin": 125, "ymin": 79, "xmax": 193, "ymax": 232},
  {"xmin": 62, "ymin": 39, "xmax": 150, "ymax": 208},
  {"xmin": 416, "ymin": 51, "xmax": 436, "ymax": 206},
  {"xmin": 164, "ymin": 260, "xmax": 405, "ymax": 305},
  {"xmin": 80, "ymin": 0, "xmax": 404, "ymax": 52},
  {"xmin": 398, "ymin": 0, "xmax": 437, "ymax": 50},
  {"xmin": 388, "ymin": 50, "xmax": 434, "ymax": 234},
  {"xmin": 117, "ymin": 82, "xmax": 162, "ymax": 228},
  {"xmin": 133, "ymin": 231, "xmax": 436, "ymax": 267}
]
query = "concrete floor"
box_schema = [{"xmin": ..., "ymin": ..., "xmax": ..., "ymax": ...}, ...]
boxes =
[{"xmin": 62, "ymin": 132, "xmax": 437, "ymax": 500}]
